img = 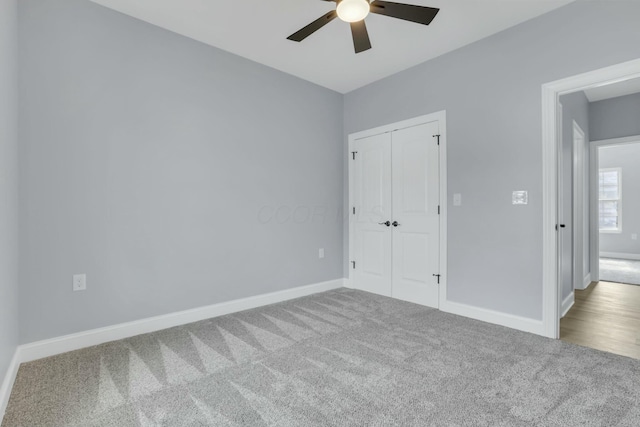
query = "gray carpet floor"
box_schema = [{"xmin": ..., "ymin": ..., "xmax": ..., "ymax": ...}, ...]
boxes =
[
  {"xmin": 3, "ymin": 289, "xmax": 640, "ymax": 426},
  {"xmin": 600, "ymin": 258, "xmax": 640, "ymax": 286}
]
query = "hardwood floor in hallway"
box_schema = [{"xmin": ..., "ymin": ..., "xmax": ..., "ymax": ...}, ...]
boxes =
[{"xmin": 561, "ymin": 281, "xmax": 640, "ymax": 360}]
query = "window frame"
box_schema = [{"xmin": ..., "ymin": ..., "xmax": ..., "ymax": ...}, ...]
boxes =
[{"xmin": 598, "ymin": 167, "xmax": 622, "ymax": 234}]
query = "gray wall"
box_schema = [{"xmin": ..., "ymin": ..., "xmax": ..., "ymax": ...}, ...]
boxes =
[
  {"xmin": 0, "ymin": 0, "xmax": 19, "ymax": 384},
  {"xmin": 599, "ymin": 143, "xmax": 640, "ymax": 255},
  {"xmin": 344, "ymin": 1, "xmax": 640, "ymax": 321},
  {"xmin": 19, "ymin": 0, "xmax": 344, "ymax": 343},
  {"xmin": 559, "ymin": 91, "xmax": 590, "ymax": 300},
  {"xmin": 590, "ymin": 92, "xmax": 640, "ymax": 141}
]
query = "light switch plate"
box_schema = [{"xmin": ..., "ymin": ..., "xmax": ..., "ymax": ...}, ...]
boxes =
[
  {"xmin": 453, "ymin": 193, "xmax": 462, "ymax": 206},
  {"xmin": 512, "ymin": 191, "xmax": 528, "ymax": 205}
]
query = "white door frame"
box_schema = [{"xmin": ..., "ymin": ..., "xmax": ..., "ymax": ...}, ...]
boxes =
[
  {"xmin": 572, "ymin": 121, "xmax": 588, "ymax": 292},
  {"xmin": 347, "ymin": 111, "xmax": 447, "ymax": 307},
  {"xmin": 591, "ymin": 135, "xmax": 640, "ymax": 272},
  {"xmin": 556, "ymin": 102, "xmax": 567, "ymax": 319},
  {"xmin": 541, "ymin": 58, "xmax": 640, "ymax": 339}
]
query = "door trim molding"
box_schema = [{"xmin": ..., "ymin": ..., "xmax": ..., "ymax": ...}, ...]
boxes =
[
  {"xmin": 578, "ymin": 273, "xmax": 592, "ymax": 290},
  {"xmin": 542, "ymin": 58, "xmax": 640, "ymax": 339},
  {"xmin": 347, "ymin": 111, "xmax": 447, "ymax": 308},
  {"xmin": 563, "ymin": 120, "xmax": 586, "ymax": 296},
  {"xmin": 348, "ymin": 113, "xmax": 445, "ymax": 142},
  {"xmin": 556, "ymin": 101, "xmax": 564, "ymax": 327},
  {"xmin": 571, "ymin": 121, "xmax": 586, "ymax": 311},
  {"xmin": 561, "ymin": 292, "xmax": 575, "ymax": 318}
]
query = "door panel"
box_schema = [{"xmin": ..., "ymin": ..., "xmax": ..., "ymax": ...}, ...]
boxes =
[
  {"xmin": 391, "ymin": 122, "xmax": 440, "ymax": 307},
  {"xmin": 399, "ymin": 233, "xmax": 429, "ymax": 282},
  {"xmin": 352, "ymin": 133, "xmax": 392, "ymax": 297},
  {"xmin": 361, "ymin": 230, "xmax": 386, "ymax": 274},
  {"xmin": 400, "ymin": 145, "xmax": 428, "ymax": 214}
]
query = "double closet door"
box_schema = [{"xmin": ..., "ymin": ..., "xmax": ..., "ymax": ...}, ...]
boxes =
[{"xmin": 350, "ymin": 120, "xmax": 440, "ymax": 308}]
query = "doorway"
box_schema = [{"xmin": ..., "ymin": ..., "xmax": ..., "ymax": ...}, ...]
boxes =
[
  {"xmin": 541, "ymin": 58, "xmax": 640, "ymax": 340},
  {"xmin": 596, "ymin": 141, "xmax": 640, "ymax": 287},
  {"xmin": 560, "ymin": 134, "xmax": 640, "ymax": 359},
  {"xmin": 348, "ymin": 112, "xmax": 447, "ymax": 308}
]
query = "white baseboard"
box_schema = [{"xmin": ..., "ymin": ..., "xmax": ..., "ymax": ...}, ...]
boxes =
[
  {"xmin": 577, "ymin": 273, "xmax": 592, "ymax": 290},
  {"xmin": 600, "ymin": 252, "xmax": 640, "ymax": 261},
  {"xmin": 18, "ymin": 279, "xmax": 344, "ymax": 364},
  {"xmin": 2, "ymin": 279, "xmax": 344, "ymax": 421},
  {"xmin": 561, "ymin": 292, "xmax": 575, "ymax": 318},
  {"xmin": 0, "ymin": 349, "xmax": 20, "ymax": 422},
  {"xmin": 343, "ymin": 278, "xmax": 353, "ymax": 289},
  {"xmin": 2, "ymin": 278, "xmax": 552, "ymax": 419},
  {"xmin": 440, "ymin": 300, "xmax": 545, "ymax": 336}
]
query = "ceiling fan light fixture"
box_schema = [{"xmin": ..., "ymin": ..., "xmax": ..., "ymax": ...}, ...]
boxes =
[
  {"xmin": 336, "ymin": 0, "xmax": 370, "ymax": 23},
  {"xmin": 287, "ymin": 1, "xmax": 439, "ymax": 54}
]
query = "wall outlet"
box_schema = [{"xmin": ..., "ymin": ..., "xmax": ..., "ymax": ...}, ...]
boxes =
[
  {"xmin": 632, "ymin": 234, "xmax": 638, "ymax": 241},
  {"xmin": 73, "ymin": 274, "xmax": 87, "ymax": 291},
  {"xmin": 319, "ymin": 248, "xmax": 325, "ymax": 259}
]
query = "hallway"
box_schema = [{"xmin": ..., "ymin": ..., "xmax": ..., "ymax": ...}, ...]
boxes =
[{"xmin": 561, "ymin": 281, "xmax": 640, "ymax": 359}]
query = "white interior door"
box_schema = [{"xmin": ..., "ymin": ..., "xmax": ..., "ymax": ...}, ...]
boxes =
[
  {"xmin": 391, "ymin": 122, "xmax": 440, "ymax": 307},
  {"xmin": 352, "ymin": 132, "xmax": 393, "ymax": 297},
  {"xmin": 557, "ymin": 102, "xmax": 567, "ymax": 318}
]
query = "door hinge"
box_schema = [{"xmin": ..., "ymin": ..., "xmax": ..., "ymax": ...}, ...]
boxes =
[
  {"xmin": 352, "ymin": 207, "xmax": 356, "ymax": 215},
  {"xmin": 433, "ymin": 274, "xmax": 441, "ymax": 284},
  {"xmin": 351, "ymin": 151, "xmax": 357, "ymax": 160},
  {"xmin": 351, "ymin": 261, "xmax": 356, "ymax": 269},
  {"xmin": 433, "ymin": 134, "xmax": 441, "ymax": 146},
  {"xmin": 437, "ymin": 205, "xmax": 440, "ymax": 215}
]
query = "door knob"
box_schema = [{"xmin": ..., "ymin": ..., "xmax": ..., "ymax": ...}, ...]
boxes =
[
  {"xmin": 392, "ymin": 221, "xmax": 400, "ymax": 227},
  {"xmin": 378, "ymin": 221, "xmax": 391, "ymax": 227}
]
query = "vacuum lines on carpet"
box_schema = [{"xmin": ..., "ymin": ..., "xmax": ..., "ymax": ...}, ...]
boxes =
[{"xmin": 3, "ymin": 289, "xmax": 640, "ymax": 426}]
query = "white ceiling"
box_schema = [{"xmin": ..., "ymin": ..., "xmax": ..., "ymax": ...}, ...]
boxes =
[
  {"xmin": 90, "ymin": 0, "xmax": 574, "ymax": 93},
  {"xmin": 584, "ymin": 77, "xmax": 640, "ymax": 102}
]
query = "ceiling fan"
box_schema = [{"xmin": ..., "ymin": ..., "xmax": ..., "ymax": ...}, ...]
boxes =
[{"xmin": 287, "ymin": 0, "xmax": 440, "ymax": 54}]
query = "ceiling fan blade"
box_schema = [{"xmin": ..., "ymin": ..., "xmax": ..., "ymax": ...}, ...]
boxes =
[
  {"xmin": 350, "ymin": 20, "xmax": 372, "ymax": 54},
  {"xmin": 287, "ymin": 11, "xmax": 338, "ymax": 42},
  {"xmin": 370, "ymin": 1, "xmax": 439, "ymax": 25}
]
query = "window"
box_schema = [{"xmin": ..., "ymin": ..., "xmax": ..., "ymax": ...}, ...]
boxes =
[{"xmin": 599, "ymin": 168, "xmax": 621, "ymax": 232}]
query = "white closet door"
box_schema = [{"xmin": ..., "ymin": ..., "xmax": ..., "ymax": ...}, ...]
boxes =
[
  {"xmin": 352, "ymin": 132, "xmax": 393, "ymax": 297},
  {"xmin": 391, "ymin": 122, "xmax": 440, "ymax": 307}
]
